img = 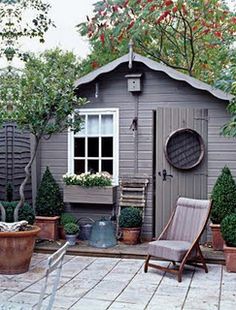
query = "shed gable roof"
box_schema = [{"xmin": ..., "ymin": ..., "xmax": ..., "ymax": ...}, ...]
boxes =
[{"xmin": 75, "ymin": 52, "xmax": 232, "ymax": 101}]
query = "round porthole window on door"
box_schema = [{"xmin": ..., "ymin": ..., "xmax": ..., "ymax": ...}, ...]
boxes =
[{"xmin": 164, "ymin": 128, "xmax": 205, "ymax": 170}]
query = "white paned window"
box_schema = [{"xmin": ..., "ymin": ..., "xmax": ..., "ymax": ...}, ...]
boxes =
[{"xmin": 68, "ymin": 108, "xmax": 119, "ymax": 184}]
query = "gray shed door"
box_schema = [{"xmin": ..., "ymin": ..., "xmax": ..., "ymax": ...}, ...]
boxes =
[{"xmin": 155, "ymin": 107, "xmax": 208, "ymax": 237}]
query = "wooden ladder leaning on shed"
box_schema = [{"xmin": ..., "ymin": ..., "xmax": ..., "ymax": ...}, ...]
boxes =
[{"xmin": 118, "ymin": 177, "xmax": 149, "ymax": 237}]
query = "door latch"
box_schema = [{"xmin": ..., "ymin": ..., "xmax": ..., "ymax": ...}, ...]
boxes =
[{"xmin": 158, "ymin": 169, "xmax": 173, "ymax": 181}]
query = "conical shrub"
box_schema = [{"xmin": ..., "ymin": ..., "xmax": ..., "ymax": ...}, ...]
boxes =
[
  {"xmin": 211, "ymin": 166, "xmax": 236, "ymax": 224},
  {"xmin": 36, "ymin": 166, "xmax": 64, "ymax": 216}
]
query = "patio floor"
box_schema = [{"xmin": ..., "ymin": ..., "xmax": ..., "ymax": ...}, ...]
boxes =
[{"xmin": 0, "ymin": 252, "xmax": 235, "ymax": 310}]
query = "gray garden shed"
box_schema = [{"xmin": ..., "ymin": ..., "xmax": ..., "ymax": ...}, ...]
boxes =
[{"xmin": 33, "ymin": 52, "xmax": 234, "ymax": 240}]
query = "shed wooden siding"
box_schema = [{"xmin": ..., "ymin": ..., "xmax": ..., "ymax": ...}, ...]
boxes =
[{"xmin": 37, "ymin": 63, "xmax": 235, "ymax": 238}]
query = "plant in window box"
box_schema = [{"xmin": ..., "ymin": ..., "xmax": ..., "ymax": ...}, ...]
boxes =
[
  {"xmin": 63, "ymin": 172, "xmax": 117, "ymax": 204},
  {"xmin": 221, "ymin": 214, "xmax": 236, "ymax": 272},
  {"xmin": 64, "ymin": 223, "xmax": 80, "ymax": 246},
  {"xmin": 119, "ymin": 207, "xmax": 143, "ymax": 245}
]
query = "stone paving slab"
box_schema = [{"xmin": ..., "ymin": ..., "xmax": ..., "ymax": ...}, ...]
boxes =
[{"xmin": 0, "ymin": 253, "xmax": 235, "ymax": 310}]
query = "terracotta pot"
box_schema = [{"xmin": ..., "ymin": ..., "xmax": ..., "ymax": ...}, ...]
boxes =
[
  {"xmin": 210, "ymin": 223, "xmax": 224, "ymax": 251},
  {"xmin": 35, "ymin": 216, "xmax": 59, "ymax": 241},
  {"xmin": 0, "ymin": 225, "xmax": 40, "ymax": 274},
  {"xmin": 122, "ymin": 227, "xmax": 141, "ymax": 245},
  {"xmin": 224, "ymin": 244, "xmax": 236, "ymax": 272},
  {"xmin": 58, "ymin": 225, "xmax": 66, "ymax": 240}
]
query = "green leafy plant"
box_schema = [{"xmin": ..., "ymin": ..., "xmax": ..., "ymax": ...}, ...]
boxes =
[
  {"xmin": 63, "ymin": 172, "xmax": 112, "ymax": 187},
  {"xmin": 119, "ymin": 207, "xmax": 142, "ymax": 228},
  {"xmin": 0, "ymin": 201, "xmax": 35, "ymax": 225},
  {"xmin": 64, "ymin": 223, "xmax": 80, "ymax": 235},
  {"xmin": 0, "ymin": 0, "xmax": 54, "ymax": 63},
  {"xmin": 35, "ymin": 166, "xmax": 64, "ymax": 217},
  {"xmin": 78, "ymin": 0, "xmax": 235, "ymax": 84},
  {"xmin": 0, "ymin": 48, "xmax": 87, "ymax": 223},
  {"xmin": 219, "ymin": 52, "xmax": 236, "ymax": 138},
  {"xmin": 221, "ymin": 214, "xmax": 236, "ymax": 247},
  {"xmin": 211, "ymin": 166, "xmax": 236, "ymax": 224},
  {"xmin": 60, "ymin": 213, "xmax": 78, "ymax": 226}
]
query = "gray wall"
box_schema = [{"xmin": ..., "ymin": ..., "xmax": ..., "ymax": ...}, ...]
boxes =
[{"xmin": 36, "ymin": 62, "xmax": 235, "ymax": 239}]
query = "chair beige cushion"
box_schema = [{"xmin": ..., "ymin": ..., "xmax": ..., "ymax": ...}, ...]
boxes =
[{"xmin": 148, "ymin": 240, "xmax": 192, "ymax": 262}]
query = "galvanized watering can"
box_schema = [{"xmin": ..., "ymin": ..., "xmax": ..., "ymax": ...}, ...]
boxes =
[
  {"xmin": 89, "ymin": 217, "xmax": 117, "ymax": 248},
  {"xmin": 78, "ymin": 217, "xmax": 94, "ymax": 241}
]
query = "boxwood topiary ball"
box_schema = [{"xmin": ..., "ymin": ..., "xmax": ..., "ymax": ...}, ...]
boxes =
[
  {"xmin": 64, "ymin": 223, "xmax": 80, "ymax": 235},
  {"xmin": 221, "ymin": 214, "xmax": 236, "ymax": 247},
  {"xmin": 119, "ymin": 207, "xmax": 142, "ymax": 228}
]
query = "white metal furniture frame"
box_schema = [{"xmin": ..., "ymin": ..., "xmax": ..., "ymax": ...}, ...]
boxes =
[{"xmin": 36, "ymin": 241, "xmax": 69, "ymax": 310}]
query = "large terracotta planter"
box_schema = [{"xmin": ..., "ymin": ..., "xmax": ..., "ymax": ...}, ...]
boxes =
[
  {"xmin": 210, "ymin": 223, "xmax": 224, "ymax": 251},
  {"xmin": 224, "ymin": 244, "xmax": 236, "ymax": 272},
  {"xmin": 35, "ymin": 216, "xmax": 59, "ymax": 241},
  {"xmin": 121, "ymin": 227, "xmax": 141, "ymax": 245},
  {"xmin": 0, "ymin": 225, "xmax": 40, "ymax": 274},
  {"xmin": 63, "ymin": 185, "xmax": 117, "ymax": 204}
]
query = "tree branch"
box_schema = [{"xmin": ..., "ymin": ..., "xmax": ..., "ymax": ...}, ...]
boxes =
[
  {"xmin": 0, "ymin": 202, "xmax": 6, "ymax": 222},
  {"xmin": 136, "ymin": 39, "xmax": 190, "ymax": 72},
  {"xmin": 13, "ymin": 135, "xmax": 40, "ymax": 222}
]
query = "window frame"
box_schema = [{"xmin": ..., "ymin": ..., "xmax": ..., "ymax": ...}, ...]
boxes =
[{"xmin": 68, "ymin": 108, "xmax": 119, "ymax": 185}]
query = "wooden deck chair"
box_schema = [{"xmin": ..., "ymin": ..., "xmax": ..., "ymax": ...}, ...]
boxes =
[
  {"xmin": 36, "ymin": 241, "xmax": 69, "ymax": 310},
  {"xmin": 144, "ymin": 197, "xmax": 212, "ymax": 282}
]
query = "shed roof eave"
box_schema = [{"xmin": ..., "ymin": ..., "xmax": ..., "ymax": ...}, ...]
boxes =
[{"xmin": 74, "ymin": 52, "xmax": 232, "ymax": 102}]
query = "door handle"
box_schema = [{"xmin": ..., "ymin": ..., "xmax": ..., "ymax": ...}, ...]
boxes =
[{"xmin": 158, "ymin": 169, "xmax": 173, "ymax": 181}]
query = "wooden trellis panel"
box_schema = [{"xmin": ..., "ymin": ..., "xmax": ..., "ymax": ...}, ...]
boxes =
[{"xmin": 0, "ymin": 123, "xmax": 32, "ymax": 202}]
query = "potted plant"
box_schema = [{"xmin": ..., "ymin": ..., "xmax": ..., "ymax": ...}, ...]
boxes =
[
  {"xmin": 0, "ymin": 48, "xmax": 86, "ymax": 274},
  {"xmin": 221, "ymin": 214, "xmax": 236, "ymax": 272},
  {"xmin": 64, "ymin": 223, "xmax": 80, "ymax": 246},
  {"xmin": 59, "ymin": 213, "xmax": 78, "ymax": 239},
  {"xmin": 210, "ymin": 166, "xmax": 236, "ymax": 250},
  {"xmin": 119, "ymin": 207, "xmax": 142, "ymax": 245},
  {"xmin": 63, "ymin": 172, "xmax": 117, "ymax": 204},
  {"xmin": 0, "ymin": 185, "xmax": 40, "ymax": 275},
  {"xmin": 35, "ymin": 167, "xmax": 64, "ymax": 241}
]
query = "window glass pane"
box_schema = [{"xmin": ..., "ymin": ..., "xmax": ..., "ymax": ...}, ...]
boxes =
[
  {"xmin": 74, "ymin": 160, "xmax": 85, "ymax": 174},
  {"xmin": 102, "ymin": 160, "xmax": 113, "ymax": 175},
  {"xmin": 87, "ymin": 115, "xmax": 99, "ymax": 135},
  {"xmin": 74, "ymin": 137, "xmax": 85, "ymax": 157},
  {"xmin": 88, "ymin": 160, "xmax": 99, "ymax": 173},
  {"xmin": 88, "ymin": 137, "xmax": 99, "ymax": 157},
  {"xmin": 102, "ymin": 137, "xmax": 113, "ymax": 157},
  {"xmin": 78, "ymin": 115, "xmax": 85, "ymax": 135},
  {"xmin": 101, "ymin": 115, "xmax": 113, "ymax": 135}
]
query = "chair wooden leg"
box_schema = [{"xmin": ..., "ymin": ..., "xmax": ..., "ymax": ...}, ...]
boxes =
[
  {"xmin": 197, "ymin": 244, "xmax": 208, "ymax": 273},
  {"xmin": 177, "ymin": 270, "xmax": 182, "ymax": 283},
  {"xmin": 172, "ymin": 261, "xmax": 176, "ymax": 266},
  {"xmin": 144, "ymin": 255, "xmax": 151, "ymax": 273}
]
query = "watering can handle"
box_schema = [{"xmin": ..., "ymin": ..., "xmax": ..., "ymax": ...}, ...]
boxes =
[{"xmin": 78, "ymin": 217, "xmax": 95, "ymax": 223}]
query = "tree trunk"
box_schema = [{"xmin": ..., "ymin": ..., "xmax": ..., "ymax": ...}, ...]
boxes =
[
  {"xmin": 13, "ymin": 136, "xmax": 39, "ymax": 222},
  {"xmin": 0, "ymin": 202, "xmax": 6, "ymax": 222}
]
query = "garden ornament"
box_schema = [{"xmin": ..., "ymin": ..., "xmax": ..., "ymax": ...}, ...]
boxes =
[{"xmin": 0, "ymin": 220, "xmax": 28, "ymax": 232}]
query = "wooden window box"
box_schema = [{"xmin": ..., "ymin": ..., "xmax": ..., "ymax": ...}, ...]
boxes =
[{"xmin": 63, "ymin": 185, "xmax": 117, "ymax": 204}]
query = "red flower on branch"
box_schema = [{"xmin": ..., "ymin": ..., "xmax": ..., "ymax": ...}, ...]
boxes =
[
  {"xmin": 100, "ymin": 33, "xmax": 105, "ymax": 45},
  {"xmin": 164, "ymin": 0, "xmax": 173, "ymax": 6}
]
